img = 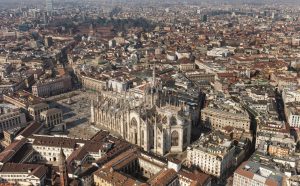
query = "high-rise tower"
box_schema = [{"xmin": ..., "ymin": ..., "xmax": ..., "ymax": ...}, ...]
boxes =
[
  {"xmin": 46, "ymin": 0, "xmax": 53, "ymax": 13},
  {"xmin": 152, "ymin": 63, "xmax": 156, "ymax": 88}
]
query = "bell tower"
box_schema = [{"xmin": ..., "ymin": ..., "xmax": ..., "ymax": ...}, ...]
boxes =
[
  {"xmin": 59, "ymin": 148, "xmax": 68, "ymax": 186},
  {"xmin": 152, "ymin": 62, "xmax": 156, "ymax": 88}
]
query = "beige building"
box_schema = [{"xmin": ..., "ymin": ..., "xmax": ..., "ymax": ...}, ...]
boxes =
[
  {"xmin": 0, "ymin": 78, "xmax": 26, "ymax": 93},
  {"xmin": 187, "ymin": 134, "xmax": 236, "ymax": 178},
  {"xmin": 233, "ymin": 161, "xmax": 285, "ymax": 186},
  {"xmin": 284, "ymin": 102, "xmax": 300, "ymax": 128},
  {"xmin": 185, "ymin": 70, "xmax": 215, "ymax": 83},
  {"xmin": 282, "ymin": 88, "xmax": 300, "ymax": 104},
  {"xmin": 178, "ymin": 59, "xmax": 196, "ymax": 71},
  {"xmin": 30, "ymin": 135, "xmax": 86, "ymax": 163},
  {"xmin": 28, "ymin": 131, "xmax": 124, "ymax": 166},
  {"xmin": 0, "ymin": 110, "xmax": 26, "ymax": 133},
  {"xmin": 32, "ymin": 75, "xmax": 72, "ymax": 97},
  {"xmin": 201, "ymin": 107, "xmax": 251, "ymax": 132},
  {"xmin": 2, "ymin": 127, "xmax": 21, "ymax": 146},
  {"xmin": 80, "ymin": 75, "xmax": 107, "ymax": 92},
  {"xmin": 268, "ymin": 143, "xmax": 290, "ymax": 158},
  {"xmin": 0, "ymin": 163, "xmax": 47, "ymax": 186},
  {"xmin": 2, "ymin": 91, "xmax": 43, "ymax": 110},
  {"xmin": 40, "ymin": 108, "xmax": 64, "ymax": 129},
  {"xmin": 28, "ymin": 103, "xmax": 49, "ymax": 121},
  {"xmin": 93, "ymin": 148, "xmax": 211, "ymax": 186}
]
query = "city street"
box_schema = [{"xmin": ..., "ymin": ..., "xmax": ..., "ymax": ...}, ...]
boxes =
[{"xmin": 275, "ymin": 91, "xmax": 286, "ymax": 121}]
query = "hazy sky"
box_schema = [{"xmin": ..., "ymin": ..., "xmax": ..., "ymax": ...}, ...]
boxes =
[
  {"xmin": 0, "ymin": 0, "xmax": 299, "ymax": 7},
  {"xmin": 0, "ymin": 0, "xmax": 298, "ymax": 2}
]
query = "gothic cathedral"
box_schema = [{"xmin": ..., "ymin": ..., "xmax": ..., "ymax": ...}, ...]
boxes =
[{"xmin": 90, "ymin": 66, "xmax": 192, "ymax": 155}]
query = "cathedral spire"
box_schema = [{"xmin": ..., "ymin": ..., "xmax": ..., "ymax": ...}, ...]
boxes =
[
  {"xmin": 150, "ymin": 63, "xmax": 156, "ymax": 108},
  {"xmin": 152, "ymin": 62, "xmax": 156, "ymax": 88},
  {"xmin": 96, "ymin": 93, "xmax": 100, "ymax": 102},
  {"xmin": 159, "ymin": 98, "xmax": 162, "ymax": 108},
  {"xmin": 91, "ymin": 99, "xmax": 95, "ymax": 124},
  {"xmin": 143, "ymin": 85, "xmax": 147, "ymax": 103}
]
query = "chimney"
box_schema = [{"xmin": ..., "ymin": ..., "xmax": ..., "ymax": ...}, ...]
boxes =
[{"xmin": 28, "ymin": 168, "xmax": 33, "ymax": 173}]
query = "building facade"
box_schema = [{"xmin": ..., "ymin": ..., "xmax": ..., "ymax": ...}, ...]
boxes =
[
  {"xmin": 282, "ymin": 88, "xmax": 300, "ymax": 104},
  {"xmin": 93, "ymin": 148, "xmax": 211, "ymax": 186},
  {"xmin": 79, "ymin": 75, "xmax": 106, "ymax": 93},
  {"xmin": 233, "ymin": 161, "xmax": 285, "ymax": 186},
  {"xmin": 0, "ymin": 163, "xmax": 47, "ymax": 186},
  {"xmin": 29, "ymin": 135, "xmax": 86, "ymax": 162},
  {"xmin": 46, "ymin": 0, "xmax": 53, "ymax": 13},
  {"xmin": 40, "ymin": 108, "xmax": 64, "ymax": 129},
  {"xmin": 28, "ymin": 103, "xmax": 49, "ymax": 122},
  {"xmin": 32, "ymin": 75, "xmax": 72, "ymax": 98},
  {"xmin": 201, "ymin": 107, "xmax": 251, "ymax": 132},
  {"xmin": 0, "ymin": 110, "xmax": 26, "ymax": 133},
  {"xmin": 187, "ymin": 133, "xmax": 236, "ymax": 178},
  {"xmin": 285, "ymin": 102, "xmax": 300, "ymax": 128}
]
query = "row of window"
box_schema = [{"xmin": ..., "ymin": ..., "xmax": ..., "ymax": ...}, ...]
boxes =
[
  {"xmin": 0, "ymin": 117, "xmax": 22, "ymax": 130},
  {"xmin": 43, "ymin": 114, "xmax": 62, "ymax": 120},
  {"xmin": 0, "ymin": 113, "xmax": 19, "ymax": 120},
  {"xmin": 1, "ymin": 174, "xmax": 27, "ymax": 177}
]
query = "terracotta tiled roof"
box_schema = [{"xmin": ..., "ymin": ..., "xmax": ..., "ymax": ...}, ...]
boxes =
[
  {"xmin": 0, "ymin": 163, "xmax": 47, "ymax": 179},
  {"xmin": 31, "ymin": 135, "xmax": 87, "ymax": 149},
  {"xmin": 150, "ymin": 168, "xmax": 178, "ymax": 186},
  {"xmin": 0, "ymin": 139, "xmax": 27, "ymax": 163},
  {"xmin": 18, "ymin": 122, "xmax": 42, "ymax": 138}
]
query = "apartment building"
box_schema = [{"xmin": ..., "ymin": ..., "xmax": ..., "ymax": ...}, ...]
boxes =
[
  {"xmin": 233, "ymin": 161, "xmax": 285, "ymax": 186},
  {"xmin": 0, "ymin": 110, "xmax": 26, "ymax": 133},
  {"xmin": 94, "ymin": 148, "xmax": 211, "ymax": 186},
  {"xmin": 28, "ymin": 103, "xmax": 49, "ymax": 121},
  {"xmin": 79, "ymin": 75, "xmax": 106, "ymax": 92},
  {"xmin": 201, "ymin": 107, "xmax": 251, "ymax": 132},
  {"xmin": 0, "ymin": 163, "xmax": 47, "ymax": 186},
  {"xmin": 285, "ymin": 102, "xmax": 300, "ymax": 128},
  {"xmin": 40, "ymin": 108, "xmax": 63, "ymax": 129},
  {"xmin": 187, "ymin": 134, "xmax": 236, "ymax": 178},
  {"xmin": 32, "ymin": 75, "xmax": 72, "ymax": 97}
]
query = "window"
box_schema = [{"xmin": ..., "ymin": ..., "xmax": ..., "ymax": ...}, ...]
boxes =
[
  {"xmin": 170, "ymin": 116, "xmax": 177, "ymax": 126},
  {"xmin": 171, "ymin": 131, "xmax": 179, "ymax": 146},
  {"xmin": 131, "ymin": 118, "xmax": 137, "ymax": 127},
  {"xmin": 183, "ymin": 128, "xmax": 188, "ymax": 144},
  {"xmin": 162, "ymin": 116, "xmax": 167, "ymax": 124},
  {"xmin": 141, "ymin": 130, "xmax": 144, "ymax": 145}
]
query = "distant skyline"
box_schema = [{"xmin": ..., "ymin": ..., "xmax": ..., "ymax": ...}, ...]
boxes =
[
  {"xmin": 0, "ymin": 0, "xmax": 299, "ymax": 10},
  {"xmin": 0, "ymin": 0, "xmax": 299, "ymax": 4}
]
